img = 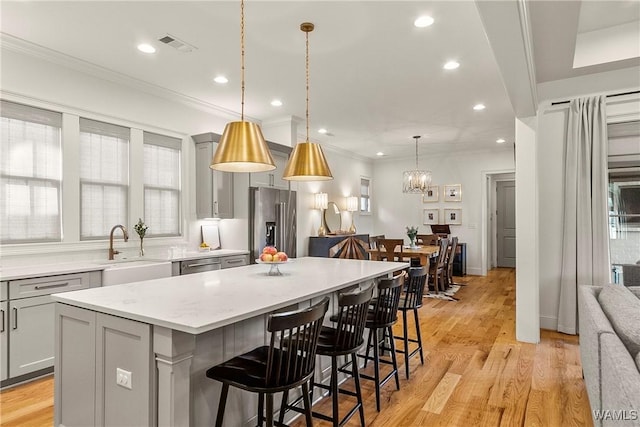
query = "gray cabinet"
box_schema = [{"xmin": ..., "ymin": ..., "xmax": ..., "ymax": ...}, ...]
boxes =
[
  {"xmin": 250, "ymin": 149, "xmax": 290, "ymax": 189},
  {"xmin": 9, "ymin": 294, "xmax": 55, "ymax": 377},
  {"xmin": 221, "ymin": 254, "xmax": 249, "ymax": 269},
  {"xmin": 55, "ymin": 305, "xmax": 151, "ymax": 427},
  {"xmin": 194, "ymin": 133, "xmax": 234, "ymax": 219},
  {"xmin": 2, "ymin": 271, "xmax": 101, "ymax": 384},
  {"xmin": 1, "ymin": 282, "xmax": 7, "ymax": 382}
]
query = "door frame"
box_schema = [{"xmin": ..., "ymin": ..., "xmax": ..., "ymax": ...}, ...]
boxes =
[{"xmin": 481, "ymin": 169, "xmax": 515, "ymax": 276}]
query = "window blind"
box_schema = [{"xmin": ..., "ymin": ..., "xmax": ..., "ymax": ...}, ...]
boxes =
[
  {"xmin": 0, "ymin": 101, "xmax": 62, "ymax": 243},
  {"xmin": 143, "ymin": 132, "xmax": 181, "ymax": 236},
  {"xmin": 80, "ymin": 118, "xmax": 129, "ymax": 239}
]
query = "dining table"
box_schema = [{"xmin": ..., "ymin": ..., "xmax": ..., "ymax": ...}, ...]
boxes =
[{"xmin": 366, "ymin": 244, "xmax": 439, "ymax": 266}]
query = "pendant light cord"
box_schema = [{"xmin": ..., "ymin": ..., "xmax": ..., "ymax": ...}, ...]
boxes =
[
  {"xmin": 305, "ymin": 29, "xmax": 310, "ymax": 143},
  {"xmin": 414, "ymin": 136, "xmax": 420, "ymax": 169},
  {"xmin": 240, "ymin": 0, "xmax": 245, "ymax": 121}
]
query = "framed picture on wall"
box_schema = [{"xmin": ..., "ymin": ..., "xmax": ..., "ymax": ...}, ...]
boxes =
[
  {"xmin": 444, "ymin": 208, "xmax": 462, "ymax": 225},
  {"xmin": 423, "ymin": 208, "xmax": 439, "ymax": 225},
  {"xmin": 443, "ymin": 184, "xmax": 462, "ymax": 202},
  {"xmin": 422, "ymin": 185, "xmax": 439, "ymax": 202}
]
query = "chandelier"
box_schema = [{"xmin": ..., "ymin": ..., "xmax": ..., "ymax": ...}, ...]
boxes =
[{"xmin": 402, "ymin": 135, "xmax": 432, "ymax": 193}]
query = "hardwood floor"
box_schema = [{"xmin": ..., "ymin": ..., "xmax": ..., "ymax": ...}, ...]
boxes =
[{"xmin": 0, "ymin": 268, "xmax": 593, "ymax": 426}]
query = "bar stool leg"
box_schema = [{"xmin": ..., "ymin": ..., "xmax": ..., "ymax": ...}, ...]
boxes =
[
  {"xmin": 387, "ymin": 325, "xmax": 400, "ymax": 390},
  {"xmin": 331, "ymin": 355, "xmax": 339, "ymax": 427},
  {"xmin": 277, "ymin": 390, "xmax": 288, "ymax": 426},
  {"xmin": 351, "ymin": 352, "xmax": 366, "ymax": 426},
  {"xmin": 301, "ymin": 382, "xmax": 313, "ymax": 427},
  {"xmin": 372, "ymin": 327, "xmax": 381, "ymax": 412},
  {"xmin": 215, "ymin": 383, "xmax": 229, "ymax": 427},
  {"xmin": 265, "ymin": 393, "xmax": 274, "ymax": 427},
  {"xmin": 414, "ymin": 308, "xmax": 424, "ymax": 365},
  {"xmin": 363, "ymin": 327, "xmax": 373, "ymax": 369},
  {"xmin": 402, "ymin": 310, "xmax": 410, "ymax": 379}
]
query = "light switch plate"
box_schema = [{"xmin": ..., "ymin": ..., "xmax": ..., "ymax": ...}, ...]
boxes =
[{"xmin": 116, "ymin": 368, "xmax": 132, "ymax": 390}]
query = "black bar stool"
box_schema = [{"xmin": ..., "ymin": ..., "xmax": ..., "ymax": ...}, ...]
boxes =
[
  {"xmin": 394, "ymin": 266, "xmax": 428, "ymax": 379},
  {"xmin": 358, "ymin": 272, "xmax": 405, "ymax": 411},
  {"xmin": 279, "ymin": 285, "xmax": 374, "ymax": 427},
  {"xmin": 205, "ymin": 297, "xmax": 330, "ymax": 427}
]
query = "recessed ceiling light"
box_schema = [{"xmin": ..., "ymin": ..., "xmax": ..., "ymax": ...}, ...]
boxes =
[
  {"xmin": 443, "ymin": 61, "xmax": 460, "ymax": 70},
  {"xmin": 376, "ymin": 152, "xmax": 384, "ymax": 156},
  {"xmin": 137, "ymin": 43, "xmax": 156, "ymax": 54},
  {"xmin": 473, "ymin": 104, "xmax": 486, "ymax": 111},
  {"xmin": 318, "ymin": 128, "xmax": 328, "ymax": 134},
  {"xmin": 270, "ymin": 99, "xmax": 283, "ymax": 107},
  {"xmin": 414, "ymin": 16, "xmax": 435, "ymax": 28},
  {"xmin": 496, "ymin": 138, "xmax": 506, "ymax": 144},
  {"xmin": 213, "ymin": 76, "xmax": 228, "ymax": 84}
]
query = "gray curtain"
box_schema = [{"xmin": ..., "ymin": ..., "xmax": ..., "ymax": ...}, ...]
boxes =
[{"xmin": 557, "ymin": 95, "xmax": 610, "ymax": 335}]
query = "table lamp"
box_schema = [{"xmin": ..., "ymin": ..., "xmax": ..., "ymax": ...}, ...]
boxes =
[
  {"xmin": 314, "ymin": 192, "xmax": 328, "ymax": 236},
  {"xmin": 347, "ymin": 196, "xmax": 358, "ymax": 234}
]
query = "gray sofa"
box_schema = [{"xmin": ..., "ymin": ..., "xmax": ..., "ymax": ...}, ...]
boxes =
[{"xmin": 578, "ymin": 284, "xmax": 640, "ymax": 426}]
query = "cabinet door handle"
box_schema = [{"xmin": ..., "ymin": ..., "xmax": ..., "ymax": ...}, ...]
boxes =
[
  {"xmin": 225, "ymin": 259, "xmax": 244, "ymax": 264},
  {"xmin": 185, "ymin": 262, "xmax": 221, "ymax": 268},
  {"xmin": 269, "ymin": 174, "xmax": 274, "ymax": 187},
  {"xmin": 12, "ymin": 307, "xmax": 17, "ymax": 330},
  {"xmin": 214, "ymin": 201, "xmax": 218, "ymax": 216},
  {"xmin": 35, "ymin": 282, "xmax": 69, "ymax": 290},
  {"xmin": 1, "ymin": 309, "xmax": 5, "ymax": 333}
]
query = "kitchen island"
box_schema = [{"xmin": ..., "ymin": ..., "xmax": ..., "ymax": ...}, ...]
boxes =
[{"xmin": 52, "ymin": 257, "xmax": 408, "ymax": 426}]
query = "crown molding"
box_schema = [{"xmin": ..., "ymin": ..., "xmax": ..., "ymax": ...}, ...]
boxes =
[{"xmin": 0, "ymin": 32, "xmax": 262, "ymax": 123}]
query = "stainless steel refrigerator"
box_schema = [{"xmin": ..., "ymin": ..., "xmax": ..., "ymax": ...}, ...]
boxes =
[{"xmin": 249, "ymin": 187, "xmax": 297, "ymax": 263}]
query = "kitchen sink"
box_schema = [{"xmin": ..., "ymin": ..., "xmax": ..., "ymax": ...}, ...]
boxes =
[{"xmin": 101, "ymin": 259, "xmax": 172, "ymax": 286}]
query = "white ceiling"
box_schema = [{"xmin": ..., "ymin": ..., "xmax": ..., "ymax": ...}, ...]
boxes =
[{"xmin": 1, "ymin": 1, "xmax": 638, "ymax": 159}]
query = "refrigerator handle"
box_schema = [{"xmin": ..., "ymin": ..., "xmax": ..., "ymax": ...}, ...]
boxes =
[{"xmin": 277, "ymin": 202, "xmax": 286, "ymax": 250}]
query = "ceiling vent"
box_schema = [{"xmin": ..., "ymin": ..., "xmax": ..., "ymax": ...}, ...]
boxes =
[{"xmin": 158, "ymin": 34, "xmax": 197, "ymax": 53}]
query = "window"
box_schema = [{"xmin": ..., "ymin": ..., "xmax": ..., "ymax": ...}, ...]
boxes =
[
  {"xmin": 143, "ymin": 132, "xmax": 181, "ymax": 236},
  {"xmin": 360, "ymin": 177, "xmax": 371, "ymax": 213},
  {"xmin": 79, "ymin": 118, "xmax": 129, "ymax": 239},
  {"xmin": 0, "ymin": 101, "xmax": 62, "ymax": 243},
  {"xmin": 608, "ymin": 120, "xmax": 640, "ymax": 282}
]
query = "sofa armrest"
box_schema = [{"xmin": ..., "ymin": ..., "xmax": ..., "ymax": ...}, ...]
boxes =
[
  {"xmin": 599, "ymin": 334, "xmax": 640, "ymax": 426},
  {"xmin": 578, "ymin": 285, "xmax": 615, "ymax": 420}
]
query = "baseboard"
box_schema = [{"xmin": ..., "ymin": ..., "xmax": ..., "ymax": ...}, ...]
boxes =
[
  {"xmin": 539, "ymin": 315, "xmax": 557, "ymax": 330},
  {"xmin": 466, "ymin": 267, "xmax": 482, "ymax": 276}
]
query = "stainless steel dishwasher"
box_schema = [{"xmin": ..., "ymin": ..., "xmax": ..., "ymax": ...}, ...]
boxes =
[{"xmin": 178, "ymin": 257, "xmax": 222, "ymax": 275}]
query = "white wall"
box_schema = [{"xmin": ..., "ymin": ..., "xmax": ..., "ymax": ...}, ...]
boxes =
[
  {"xmin": 515, "ymin": 117, "xmax": 539, "ymax": 343},
  {"xmin": 373, "ymin": 148, "xmax": 515, "ymax": 275},
  {"xmin": 295, "ymin": 145, "xmax": 375, "ymax": 257}
]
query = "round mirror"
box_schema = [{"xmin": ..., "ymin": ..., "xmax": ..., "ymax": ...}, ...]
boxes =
[{"xmin": 324, "ymin": 202, "xmax": 342, "ymax": 234}]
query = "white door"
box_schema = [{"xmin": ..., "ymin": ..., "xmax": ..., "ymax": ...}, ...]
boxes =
[{"xmin": 497, "ymin": 180, "xmax": 516, "ymax": 268}]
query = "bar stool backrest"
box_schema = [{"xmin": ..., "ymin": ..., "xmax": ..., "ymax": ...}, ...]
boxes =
[
  {"xmin": 370, "ymin": 272, "xmax": 405, "ymax": 327},
  {"xmin": 266, "ymin": 297, "xmax": 329, "ymax": 387},
  {"xmin": 334, "ymin": 285, "xmax": 375, "ymax": 350},
  {"xmin": 401, "ymin": 266, "xmax": 428, "ymax": 309}
]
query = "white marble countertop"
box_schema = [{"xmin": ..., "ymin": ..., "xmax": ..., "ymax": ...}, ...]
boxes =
[
  {"xmin": 0, "ymin": 262, "xmax": 107, "ymax": 281},
  {"xmin": 0, "ymin": 249, "xmax": 250, "ymax": 281},
  {"xmin": 52, "ymin": 257, "xmax": 408, "ymax": 335}
]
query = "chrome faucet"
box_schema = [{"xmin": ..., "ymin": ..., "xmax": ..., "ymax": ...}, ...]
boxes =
[{"xmin": 108, "ymin": 224, "xmax": 129, "ymax": 260}]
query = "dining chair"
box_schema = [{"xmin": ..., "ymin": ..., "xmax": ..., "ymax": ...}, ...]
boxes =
[
  {"xmin": 444, "ymin": 236, "xmax": 460, "ymax": 289},
  {"xmin": 416, "ymin": 234, "xmax": 439, "ymax": 246},
  {"xmin": 369, "ymin": 235, "xmax": 386, "ymax": 260},
  {"xmin": 428, "ymin": 238, "xmax": 449, "ymax": 293},
  {"xmin": 377, "ymin": 238, "xmax": 408, "ymax": 262},
  {"xmin": 206, "ymin": 297, "xmax": 330, "ymax": 427}
]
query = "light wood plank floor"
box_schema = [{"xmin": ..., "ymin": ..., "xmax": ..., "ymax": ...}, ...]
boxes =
[{"xmin": 0, "ymin": 268, "xmax": 593, "ymax": 426}]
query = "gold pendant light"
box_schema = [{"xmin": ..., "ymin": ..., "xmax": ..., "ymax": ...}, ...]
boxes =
[
  {"xmin": 283, "ymin": 22, "xmax": 333, "ymax": 181},
  {"xmin": 210, "ymin": 0, "xmax": 275, "ymax": 173}
]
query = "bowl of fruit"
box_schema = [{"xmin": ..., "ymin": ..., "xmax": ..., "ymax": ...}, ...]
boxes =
[{"xmin": 256, "ymin": 246, "xmax": 289, "ymax": 276}]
